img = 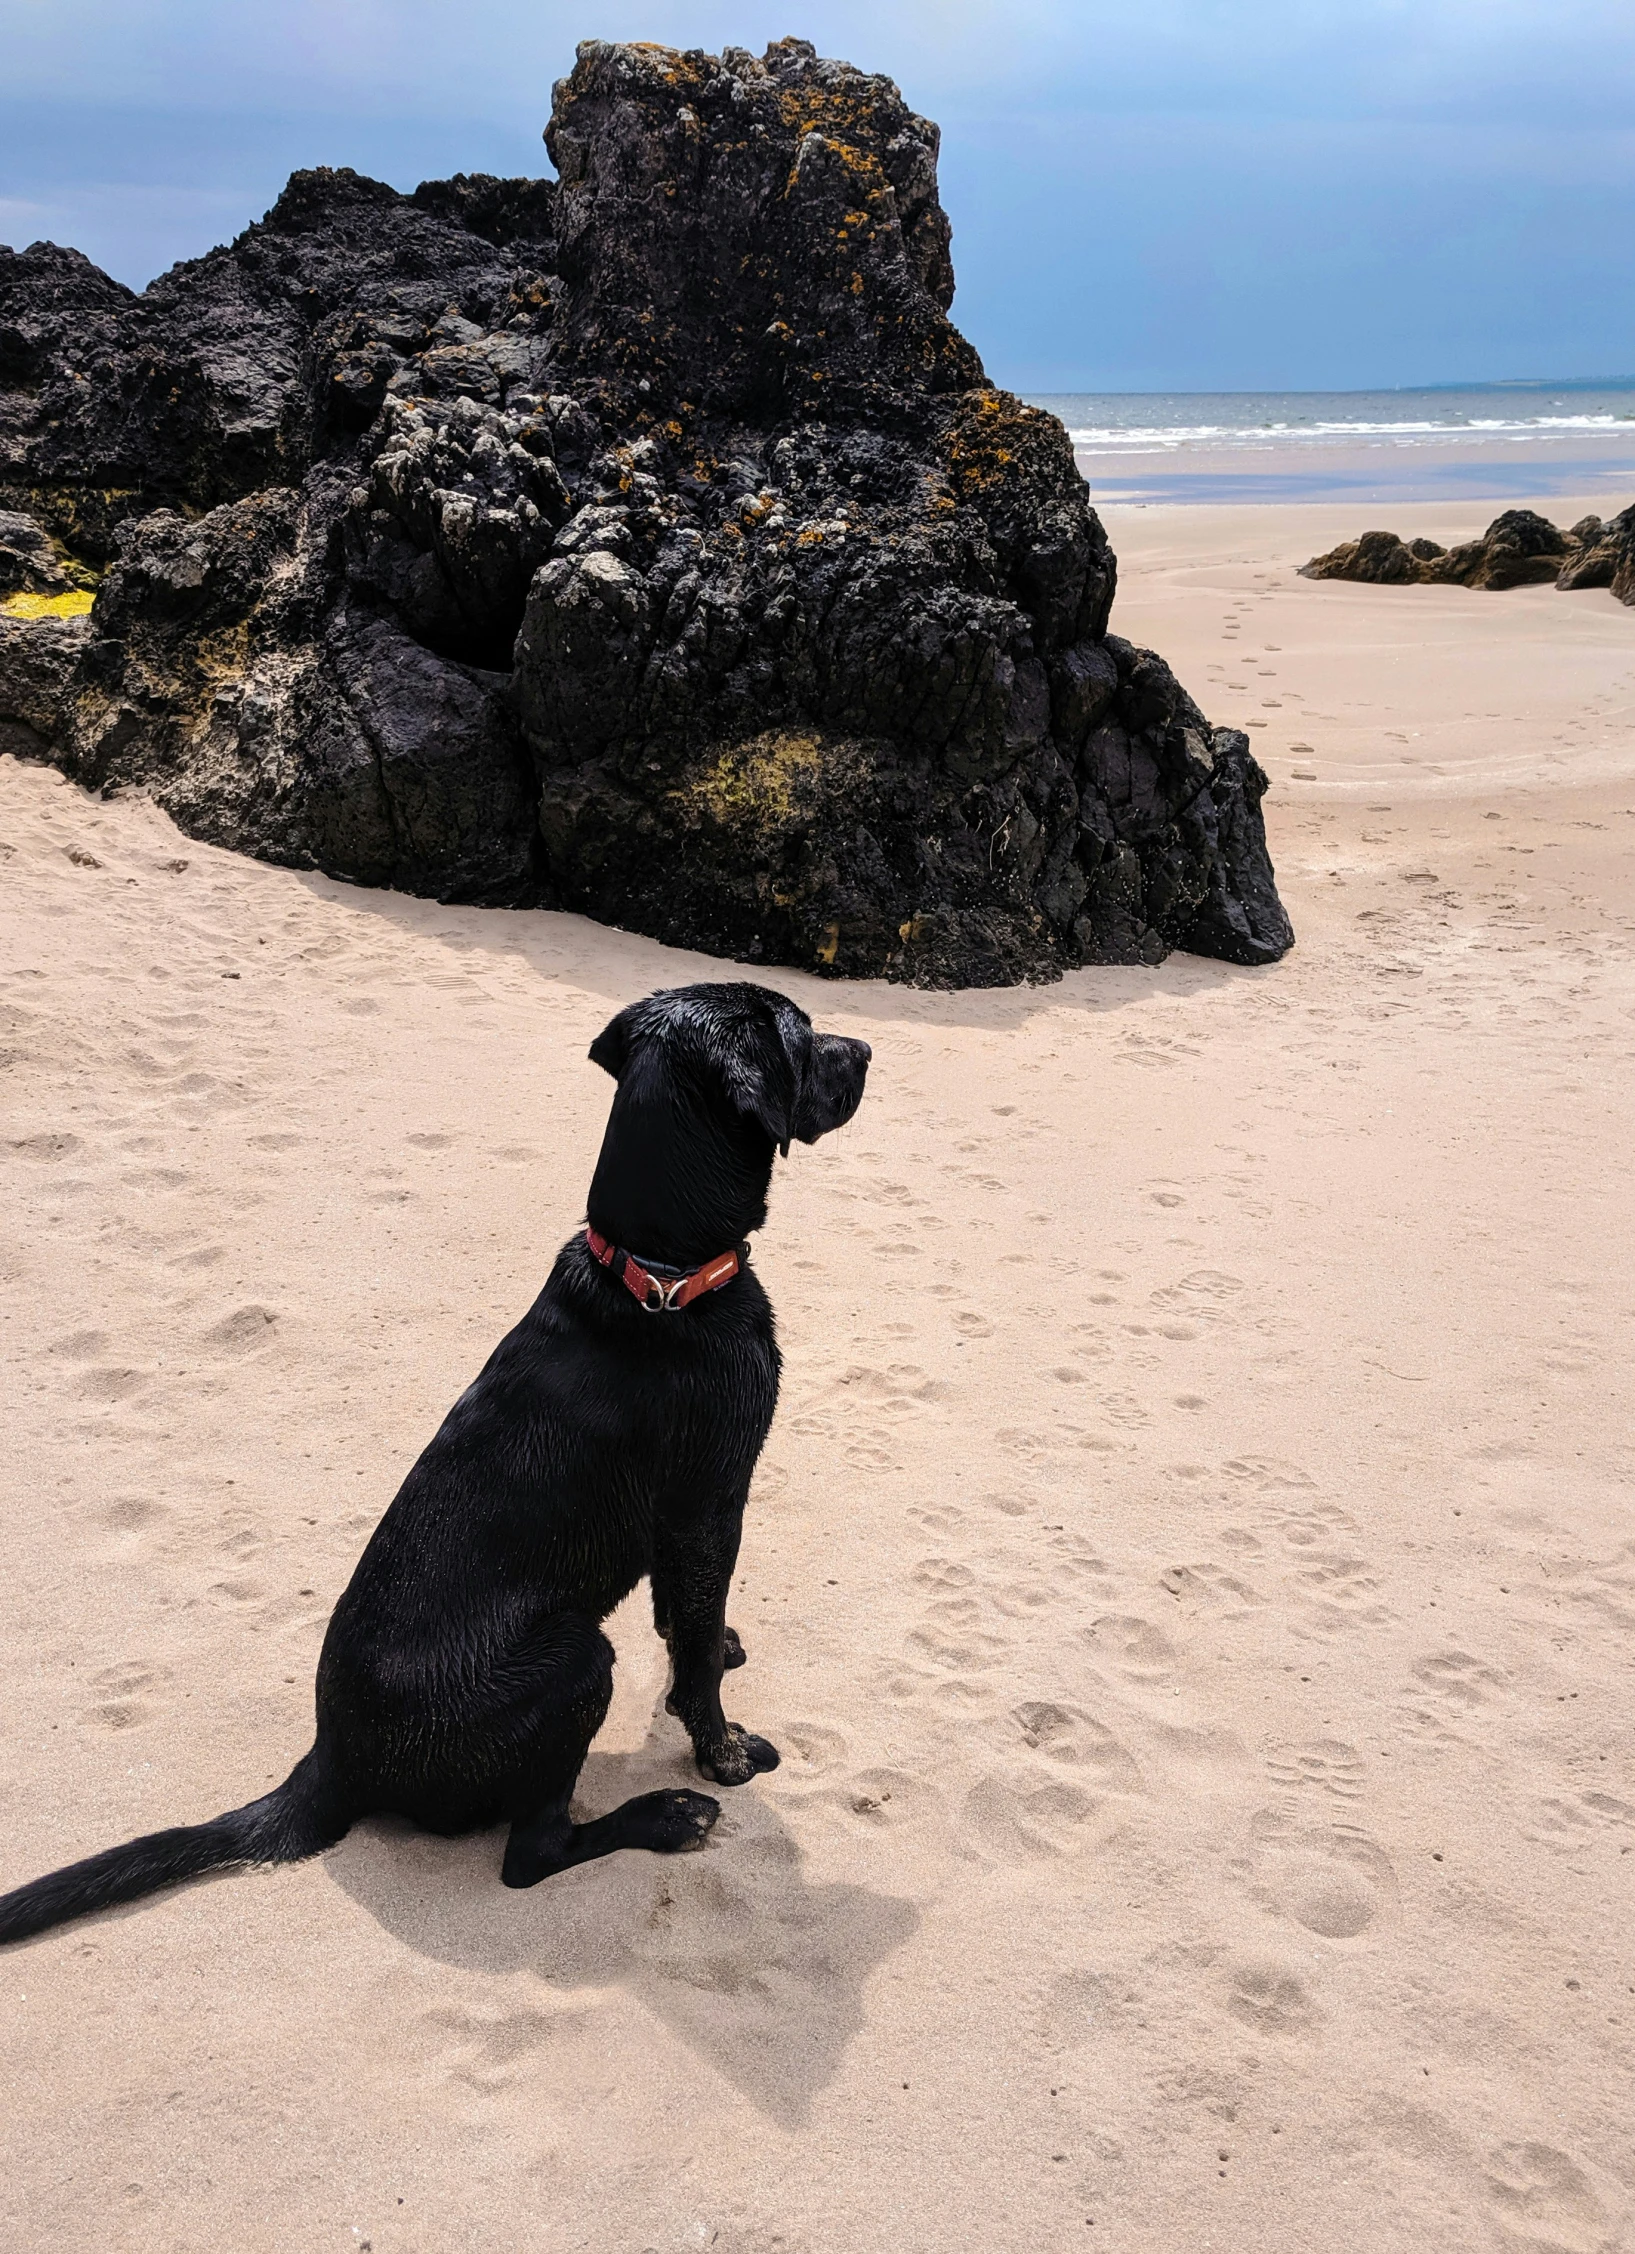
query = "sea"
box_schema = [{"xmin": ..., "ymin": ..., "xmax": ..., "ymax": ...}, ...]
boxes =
[{"xmin": 1024, "ymin": 379, "xmax": 1635, "ymax": 506}]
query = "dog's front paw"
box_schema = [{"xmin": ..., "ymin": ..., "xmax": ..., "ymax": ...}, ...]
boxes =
[{"xmin": 697, "ymin": 1724, "xmax": 781, "ymax": 1786}]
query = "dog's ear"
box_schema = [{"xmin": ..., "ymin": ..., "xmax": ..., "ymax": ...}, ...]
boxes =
[
  {"xmin": 720, "ymin": 999, "xmax": 812, "ymax": 1157},
  {"xmin": 589, "ymin": 1001, "xmax": 641, "ymax": 1080}
]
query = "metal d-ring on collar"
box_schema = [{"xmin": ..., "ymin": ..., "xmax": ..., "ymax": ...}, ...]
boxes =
[{"xmin": 584, "ymin": 1226, "xmax": 743, "ymax": 1312}]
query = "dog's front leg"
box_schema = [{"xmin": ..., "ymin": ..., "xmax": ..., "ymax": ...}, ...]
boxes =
[
  {"xmin": 655, "ymin": 1513, "xmax": 778, "ymax": 1787},
  {"xmin": 652, "ymin": 1582, "xmax": 747, "ymax": 1673}
]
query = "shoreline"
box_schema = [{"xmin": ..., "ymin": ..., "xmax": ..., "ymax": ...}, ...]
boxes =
[{"xmin": 1074, "ymin": 434, "xmax": 1635, "ymax": 507}]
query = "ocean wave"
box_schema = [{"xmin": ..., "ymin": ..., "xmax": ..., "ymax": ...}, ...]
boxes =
[{"xmin": 1066, "ymin": 413, "xmax": 1635, "ymax": 451}]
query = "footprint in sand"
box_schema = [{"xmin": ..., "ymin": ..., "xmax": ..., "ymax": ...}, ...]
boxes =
[
  {"xmin": 982, "ymin": 1490, "xmax": 1034, "ymax": 1519},
  {"xmin": 1085, "ymin": 1613, "xmax": 1176, "ymax": 1684},
  {"xmin": 830, "ymin": 1766, "xmax": 945, "ymax": 1834},
  {"xmin": 845, "ymin": 1437, "xmax": 902, "ymax": 1473},
  {"xmin": 908, "ymin": 1597, "xmax": 1007, "ymax": 1672},
  {"xmin": 871, "ymin": 1227, "xmax": 921, "ymax": 1260},
  {"xmin": 83, "ymin": 1660, "xmax": 171, "ymax": 1732},
  {"xmin": 1411, "ymin": 1649, "xmax": 1506, "ymax": 1708},
  {"xmin": 1223, "ymin": 1455, "xmax": 1320, "ymax": 1496},
  {"xmin": 963, "ymin": 1775, "xmax": 1099, "ymax": 1863},
  {"xmin": 776, "ymin": 1722, "xmax": 849, "ymax": 1778},
  {"xmin": 1221, "ymin": 1959, "xmax": 1319, "ymax": 2035},
  {"xmin": 1012, "ymin": 1702, "xmax": 1145, "ymax": 1791},
  {"xmin": 1158, "ymin": 1560, "xmax": 1262, "ymax": 1615},
  {"xmin": 1238, "ymin": 1810, "xmax": 1399, "ymax": 1940},
  {"xmin": 202, "ymin": 1305, "xmax": 280, "ymax": 1354},
  {"xmin": 908, "ymin": 1503, "xmax": 966, "ymax": 1533},
  {"xmin": 207, "ymin": 1575, "xmax": 267, "ymax": 1607},
  {"xmin": 830, "ymin": 1362, "xmax": 949, "ymax": 1407},
  {"xmin": 74, "ymin": 1365, "xmax": 150, "ymax": 1401},
  {"xmin": 990, "ymin": 1575, "xmax": 1058, "ymax": 1620},
  {"xmin": 912, "ymin": 1558, "xmax": 975, "ymax": 1593},
  {"xmin": 49, "ymin": 1329, "xmax": 108, "ymax": 1362},
  {"xmin": 1265, "ymin": 1738, "xmax": 1367, "ymax": 1801},
  {"xmin": 1293, "ymin": 1552, "xmax": 1382, "ymax": 1600},
  {"xmin": 6, "ymin": 1130, "xmax": 84, "ymax": 1161},
  {"xmin": 98, "ymin": 1494, "xmax": 170, "ymax": 1535},
  {"xmin": 1096, "ymin": 1391, "xmax": 1150, "ymax": 1430},
  {"xmin": 1483, "ymin": 2141, "xmax": 1616, "ymax": 2254},
  {"xmin": 1150, "ymin": 1270, "xmax": 1245, "ymax": 1323},
  {"xmin": 1276, "ymin": 1500, "xmax": 1359, "ymax": 1553},
  {"xmin": 1290, "ymin": 1548, "xmax": 1391, "ymax": 1627},
  {"xmin": 420, "ymin": 2001, "xmax": 587, "ymax": 2096},
  {"xmin": 1044, "ymin": 1536, "xmax": 1121, "ymax": 1601},
  {"xmin": 1525, "ymin": 1792, "xmax": 1635, "ymax": 1852}
]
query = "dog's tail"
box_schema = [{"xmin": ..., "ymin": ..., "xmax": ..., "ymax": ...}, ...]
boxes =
[{"xmin": 0, "ymin": 1750, "xmax": 346, "ymax": 1946}]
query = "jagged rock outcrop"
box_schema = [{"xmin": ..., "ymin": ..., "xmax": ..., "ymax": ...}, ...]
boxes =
[
  {"xmin": 0, "ymin": 37, "xmax": 1292, "ymax": 984},
  {"xmin": 1302, "ymin": 506, "xmax": 1635, "ymax": 603}
]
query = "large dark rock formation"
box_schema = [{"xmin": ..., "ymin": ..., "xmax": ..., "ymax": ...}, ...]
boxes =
[
  {"xmin": 1301, "ymin": 507, "xmax": 1635, "ymax": 602},
  {"xmin": 0, "ymin": 38, "xmax": 1292, "ymax": 984}
]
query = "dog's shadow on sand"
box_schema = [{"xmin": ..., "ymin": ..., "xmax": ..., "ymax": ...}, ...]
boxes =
[{"xmin": 326, "ymin": 1718, "xmax": 918, "ymax": 2128}]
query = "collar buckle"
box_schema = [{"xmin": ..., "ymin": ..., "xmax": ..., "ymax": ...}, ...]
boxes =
[{"xmin": 585, "ymin": 1226, "xmax": 741, "ymax": 1313}]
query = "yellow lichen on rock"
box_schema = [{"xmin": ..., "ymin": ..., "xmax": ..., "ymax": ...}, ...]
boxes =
[
  {"xmin": 0, "ymin": 590, "xmax": 95, "ymax": 621},
  {"xmin": 672, "ymin": 730, "xmax": 828, "ymax": 831}
]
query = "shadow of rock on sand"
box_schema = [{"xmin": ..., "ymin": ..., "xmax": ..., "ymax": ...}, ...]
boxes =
[
  {"xmin": 325, "ymin": 1730, "xmax": 918, "ymax": 2129},
  {"xmin": 292, "ymin": 866, "xmax": 1255, "ymax": 1030}
]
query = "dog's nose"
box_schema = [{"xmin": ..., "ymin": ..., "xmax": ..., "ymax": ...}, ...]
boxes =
[{"xmin": 854, "ymin": 1040, "xmax": 873, "ymax": 1065}]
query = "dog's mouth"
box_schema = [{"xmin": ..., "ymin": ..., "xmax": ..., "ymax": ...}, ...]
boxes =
[{"xmin": 794, "ymin": 1033, "xmax": 871, "ymax": 1143}]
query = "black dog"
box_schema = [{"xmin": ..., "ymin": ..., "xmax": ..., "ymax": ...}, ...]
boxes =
[{"xmin": 0, "ymin": 982, "xmax": 870, "ymax": 1944}]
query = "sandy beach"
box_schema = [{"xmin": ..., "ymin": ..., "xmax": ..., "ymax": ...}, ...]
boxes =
[{"xmin": 3, "ymin": 494, "xmax": 1633, "ymax": 2253}]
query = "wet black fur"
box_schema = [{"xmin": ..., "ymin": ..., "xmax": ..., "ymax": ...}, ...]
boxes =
[{"xmin": 0, "ymin": 982, "xmax": 871, "ymax": 1945}]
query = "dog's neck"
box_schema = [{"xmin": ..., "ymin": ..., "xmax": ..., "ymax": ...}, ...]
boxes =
[{"xmin": 586, "ymin": 1062, "xmax": 772, "ymax": 1270}]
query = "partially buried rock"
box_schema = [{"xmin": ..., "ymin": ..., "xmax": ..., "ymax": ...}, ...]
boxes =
[
  {"xmin": 1557, "ymin": 507, "xmax": 1635, "ymax": 598},
  {"xmin": 0, "ymin": 36, "xmax": 1293, "ymax": 983},
  {"xmin": 1302, "ymin": 506, "xmax": 1635, "ymax": 602}
]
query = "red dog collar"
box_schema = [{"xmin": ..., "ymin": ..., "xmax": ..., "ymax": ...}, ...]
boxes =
[{"xmin": 585, "ymin": 1227, "xmax": 741, "ymax": 1312}]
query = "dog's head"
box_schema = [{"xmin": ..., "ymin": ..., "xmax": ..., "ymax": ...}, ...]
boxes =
[
  {"xmin": 586, "ymin": 984, "xmax": 871, "ymax": 1261},
  {"xmin": 590, "ymin": 983, "xmax": 870, "ymax": 1155}
]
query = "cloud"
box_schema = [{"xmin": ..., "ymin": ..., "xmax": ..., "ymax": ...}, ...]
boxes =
[
  {"xmin": 1, "ymin": 1, "xmax": 1630, "ymax": 384},
  {"xmin": 4, "ymin": 1, "xmax": 1629, "ymax": 118}
]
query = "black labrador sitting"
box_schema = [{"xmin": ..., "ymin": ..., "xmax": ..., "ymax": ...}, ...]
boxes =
[{"xmin": 0, "ymin": 982, "xmax": 870, "ymax": 1944}]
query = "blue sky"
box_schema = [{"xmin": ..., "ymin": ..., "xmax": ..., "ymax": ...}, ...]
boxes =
[{"xmin": 2, "ymin": 0, "xmax": 1631, "ymax": 392}]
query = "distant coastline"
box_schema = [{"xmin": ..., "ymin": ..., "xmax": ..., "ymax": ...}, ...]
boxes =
[{"xmin": 1030, "ymin": 379, "xmax": 1635, "ymax": 505}]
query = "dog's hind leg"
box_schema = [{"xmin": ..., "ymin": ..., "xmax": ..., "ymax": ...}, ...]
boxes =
[{"xmin": 496, "ymin": 1613, "xmax": 719, "ymax": 1891}]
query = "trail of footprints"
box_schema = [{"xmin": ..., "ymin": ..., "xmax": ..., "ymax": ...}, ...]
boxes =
[{"xmin": 804, "ymin": 1439, "xmax": 1414, "ymax": 1950}]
